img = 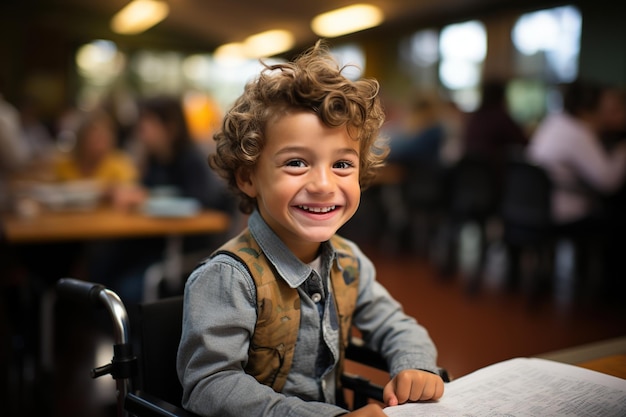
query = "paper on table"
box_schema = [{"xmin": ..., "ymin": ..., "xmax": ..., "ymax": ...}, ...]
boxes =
[{"xmin": 383, "ymin": 357, "xmax": 626, "ymax": 417}]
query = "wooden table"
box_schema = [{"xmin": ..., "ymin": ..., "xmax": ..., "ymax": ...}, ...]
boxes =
[
  {"xmin": 578, "ymin": 354, "xmax": 626, "ymax": 379},
  {"xmin": 536, "ymin": 336, "xmax": 626, "ymax": 379},
  {"xmin": 2, "ymin": 205, "xmax": 232, "ymax": 371},
  {"xmin": 1, "ymin": 206, "xmax": 231, "ymax": 243}
]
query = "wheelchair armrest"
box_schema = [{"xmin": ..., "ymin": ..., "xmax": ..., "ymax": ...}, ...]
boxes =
[
  {"xmin": 346, "ymin": 337, "xmax": 451, "ymax": 382},
  {"xmin": 341, "ymin": 372, "xmax": 385, "ymax": 405},
  {"xmin": 345, "ymin": 337, "xmax": 388, "ymax": 371},
  {"xmin": 125, "ymin": 391, "xmax": 200, "ymax": 417}
]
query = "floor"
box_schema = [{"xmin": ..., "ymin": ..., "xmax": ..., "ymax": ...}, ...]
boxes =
[
  {"xmin": 3, "ymin": 215, "xmax": 626, "ymax": 416},
  {"xmin": 346, "ymin": 245, "xmax": 626, "ymax": 387}
]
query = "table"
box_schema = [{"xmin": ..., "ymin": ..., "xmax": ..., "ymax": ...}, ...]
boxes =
[
  {"xmin": 1, "ymin": 206, "xmax": 231, "ymax": 243},
  {"xmin": 1, "ymin": 206, "xmax": 232, "ymax": 372},
  {"xmin": 536, "ymin": 336, "xmax": 626, "ymax": 379}
]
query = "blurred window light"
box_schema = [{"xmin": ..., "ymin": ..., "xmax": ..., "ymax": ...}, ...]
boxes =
[
  {"xmin": 76, "ymin": 40, "xmax": 125, "ymax": 84},
  {"xmin": 398, "ymin": 29, "xmax": 439, "ymax": 88},
  {"xmin": 512, "ymin": 5, "xmax": 581, "ymax": 82},
  {"xmin": 331, "ymin": 44, "xmax": 365, "ymax": 80},
  {"xmin": 311, "ymin": 4, "xmax": 384, "ymax": 38},
  {"xmin": 408, "ymin": 29, "xmax": 439, "ymax": 67},
  {"xmin": 440, "ymin": 20, "xmax": 487, "ymax": 63},
  {"xmin": 111, "ymin": 0, "xmax": 169, "ymax": 35},
  {"xmin": 439, "ymin": 20, "xmax": 486, "ymax": 111},
  {"xmin": 131, "ymin": 50, "xmax": 184, "ymax": 93},
  {"xmin": 440, "ymin": 59, "xmax": 481, "ymax": 90},
  {"xmin": 244, "ymin": 30, "xmax": 295, "ymax": 58},
  {"xmin": 183, "ymin": 54, "xmax": 213, "ymax": 85}
]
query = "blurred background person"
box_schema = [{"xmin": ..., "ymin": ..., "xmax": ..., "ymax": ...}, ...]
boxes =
[
  {"xmin": 54, "ymin": 109, "xmax": 138, "ymax": 201},
  {"xmin": 386, "ymin": 93, "xmax": 446, "ymax": 166},
  {"xmin": 527, "ymin": 80, "xmax": 626, "ymax": 299},
  {"xmin": 462, "ymin": 79, "xmax": 527, "ymax": 180},
  {"xmin": 17, "ymin": 94, "xmax": 55, "ymax": 165},
  {"xmin": 528, "ymin": 80, "xmax": 626, "ymax": 228},
  {"xmin": 0, "ymin": 87, "xmax": 28, "ymax": 210},
  {"xmin": 113, "ymin": 95, "xmax": 231, "ymax": 212},
  {"xmin": 90, "ymin": 95, "xmax": 234, "ymax": 303}
]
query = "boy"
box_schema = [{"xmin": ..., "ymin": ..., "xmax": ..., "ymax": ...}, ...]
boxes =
[{"xmin": 177, "ymin": 42, "xmax": 445, "ymax": 417}]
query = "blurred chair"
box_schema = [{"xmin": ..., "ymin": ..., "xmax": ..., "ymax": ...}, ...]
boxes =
[
  {"xmin": 401, "ymin": 159, "xmax": 447, "ymax": 256},
  {"xmin": 433, "ymin": 156, "xmax": 499, "ymax": 287},
  {"xmin": 500, "ymin": 159, "xmax": 554, "ymax": 292}
]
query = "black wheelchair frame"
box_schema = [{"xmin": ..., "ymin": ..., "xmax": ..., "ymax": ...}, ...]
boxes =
[{"xmin": 56, "ymin": 278, "xmax": 401, "ymax": 417}]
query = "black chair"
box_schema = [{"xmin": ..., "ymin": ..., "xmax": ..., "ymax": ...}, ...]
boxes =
[
  {"xmin": 130, "ymin": 296, "xmax": 188, "ymax": 413},
  {"xmin": 57, "ymin": 278, "xmax": 422, "ymax": 416},
  {"xmin": 500, "ymin": 160, "xmax": 554, "ymax": 291},
  {"xmin": 434, "ymin": 156, "xmax": 499, "ymax": 284},
  {"xmin": 131, "ymin": 295, "xmax": 390, "ymax": 412},
  {"xmin": 401, "ymin": 160, "xmax": 447, "ymax": 255}
]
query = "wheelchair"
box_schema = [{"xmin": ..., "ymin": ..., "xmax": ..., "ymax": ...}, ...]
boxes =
[{"xmin": 56, "ymin": 278, "xmax": 448, "ymax": 417}]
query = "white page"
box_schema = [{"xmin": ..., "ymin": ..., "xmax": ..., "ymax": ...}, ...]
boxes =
[{"xmin": 383, "ymin": 357, "xmax": 626, "ymax": 417}]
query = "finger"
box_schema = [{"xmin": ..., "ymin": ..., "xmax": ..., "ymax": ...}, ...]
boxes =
[
  {"xmin": 393, "ymin": 372, "xmax": 414, "ymax": 404},
  {"xmin": 383, "ymin": 379, "xmax": 398, "ymax": 406},
  {"xmin": 418, "ymin": 381, "xmax": 436, "ymax": 401},
  {"xmin": 433, "ymin": 378, "xmax": 445, "ymax": 400}
]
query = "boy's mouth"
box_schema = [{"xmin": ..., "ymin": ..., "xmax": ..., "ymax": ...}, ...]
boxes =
[{"xmin": 297, "ymin": 205, "xmax": 337, "ymax": 214}]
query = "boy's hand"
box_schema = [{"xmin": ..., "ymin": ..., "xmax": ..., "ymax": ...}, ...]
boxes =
[
  {"xmin": 383, "ymin": 369, "xmax": 445, "ymax": 406},
  {"xmin": 345, "ymin": 403, "xmax": 387, "ymax": 416}
]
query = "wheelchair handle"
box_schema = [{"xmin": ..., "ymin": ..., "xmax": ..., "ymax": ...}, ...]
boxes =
[
  {"xmin": 56, "ymin": 278, "xmax": 130, "ymax": 347},
  {"xmin": 57, "ymin": 278, "xmax": 106, "ymax": 307},
  {"xmin": 57, "ymin": 278, "xmax": 135, "ymax": 417}
]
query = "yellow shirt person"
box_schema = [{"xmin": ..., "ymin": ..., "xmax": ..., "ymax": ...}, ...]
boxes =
[{"xmin": 53, "ymin": 109, "xmax": 139, "ymax": 202}]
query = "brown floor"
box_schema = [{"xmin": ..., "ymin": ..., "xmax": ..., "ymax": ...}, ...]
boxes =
[
  {"xmin": 4, "ymin": 239, "xmax": 625, "ymax": 416},
  {"xmin": 349, "ymin": 246, "xmax": 626, "ymax": 386}
]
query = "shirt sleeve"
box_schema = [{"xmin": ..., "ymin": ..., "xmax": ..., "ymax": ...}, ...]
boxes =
[
  {"xmin": 176, "ymin": 256, "xmax": 348, "ymax": 417},
  {"xmin": 348, "ymin": 242, "xmax": 439, "ymax": 377},
  {"xmin": 565, "ymin": 131, "xmax": 626, "ymax": 193}
]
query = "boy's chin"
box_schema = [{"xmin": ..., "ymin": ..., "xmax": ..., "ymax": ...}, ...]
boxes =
[{"xmin": 302, "ymin": 229, "xmax": 341, "ymax": 243}]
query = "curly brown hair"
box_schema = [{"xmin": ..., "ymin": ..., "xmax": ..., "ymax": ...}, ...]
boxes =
[{"xmin": 210, "ymin": 41, "xmax": 388, "ymax": 214}]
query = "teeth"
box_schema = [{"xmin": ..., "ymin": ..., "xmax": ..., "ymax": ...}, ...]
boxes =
[{"xmin": 299, "ymin": 205, "xmax": 336, "ymax": 213}]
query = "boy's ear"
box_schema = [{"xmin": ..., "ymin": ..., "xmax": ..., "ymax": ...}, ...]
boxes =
[{"xmin": 235, "ymin": 167, "xmax": 258, "ymax": 198}]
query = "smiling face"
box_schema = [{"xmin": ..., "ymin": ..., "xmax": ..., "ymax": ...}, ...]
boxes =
[{"xmin": 237, "ymin": 110, "xmax": 361, "ymax": 262}]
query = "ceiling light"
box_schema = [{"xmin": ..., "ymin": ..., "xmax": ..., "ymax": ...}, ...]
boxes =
[
  {"xmin": 311, "ymin": 4, "xmax": 384, "ymax": 38},
  {"xmin": 243, "ymin": 30, "xmax": 295, "ymax": 58},
  {"xmin": 214, "ymin": 42, "xmax": 248, "ymax": 64},
  {"xmin": 111, "ymin": 0, "xmax": 169, "ymax": 35}
]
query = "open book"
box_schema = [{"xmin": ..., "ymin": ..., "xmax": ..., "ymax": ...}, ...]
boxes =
[{"xmin": 383, "ymin": 357, "xmax": 626, "ymax": 417}]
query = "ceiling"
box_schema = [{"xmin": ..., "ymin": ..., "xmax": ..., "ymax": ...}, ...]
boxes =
[{"xmin": 5, "ymin": 0, "xmax": 541, "ymax": 53}]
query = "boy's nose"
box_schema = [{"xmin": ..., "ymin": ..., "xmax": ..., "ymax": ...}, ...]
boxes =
[{"xmin": 307, "ymin": 167, "xmax": 334, "ymax": 194}]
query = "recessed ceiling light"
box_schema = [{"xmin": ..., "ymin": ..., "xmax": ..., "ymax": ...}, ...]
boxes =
[
  {"xmin": 244, "ymin": 30, "xmax": 295, "ymax": 58},
  {"xmin": 111, "ymin": 0, "xmax": 169, "ymax": 35},
  {"xmin": 311, "ymin": 4, "xmax": 384, "ymax": 38}
]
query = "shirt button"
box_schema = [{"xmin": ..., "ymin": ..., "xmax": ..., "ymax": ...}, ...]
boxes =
[{"xmin": 311, "ymin": 293, "xmax": 322, "ymax": 303}]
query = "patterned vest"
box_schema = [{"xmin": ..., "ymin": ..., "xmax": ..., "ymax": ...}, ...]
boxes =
[{"xmin": 212, "ymin": 228, "xmax": 360, "ymax": 392}]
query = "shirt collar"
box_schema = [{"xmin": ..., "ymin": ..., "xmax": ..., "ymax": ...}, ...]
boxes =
[{"xmin": 248, "ymin": 210, "xmax": 337, "ymax": 288}]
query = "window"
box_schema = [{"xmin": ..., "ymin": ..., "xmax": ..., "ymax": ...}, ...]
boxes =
[
  {"xmin": 512, "ymin": 5, "xmax": 582, "ymax": 83},
  {"xmin": 399, "ymin": 29, "xmax": 439, "ymax": 88},
  {"xmin": 439, "ymin": 20, "xmax": 487, "ymax": 111},
  {"xmin": 75, "ymin": 40, "xmax": 126, "ymax": 110}
]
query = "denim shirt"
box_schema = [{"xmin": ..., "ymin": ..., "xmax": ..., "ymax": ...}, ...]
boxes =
[{"xmin": 177, "ymin": 210, "xmax": 439, "ymax": 417}]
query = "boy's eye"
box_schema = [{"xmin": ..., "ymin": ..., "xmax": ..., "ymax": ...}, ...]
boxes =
[
  {"xmin": 285, "ymin": 159, "xmax": 306, "ymax": 168},
  {"xmin": 334, "ymin": 160, "xmax": 355, "ymax": 169}
]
